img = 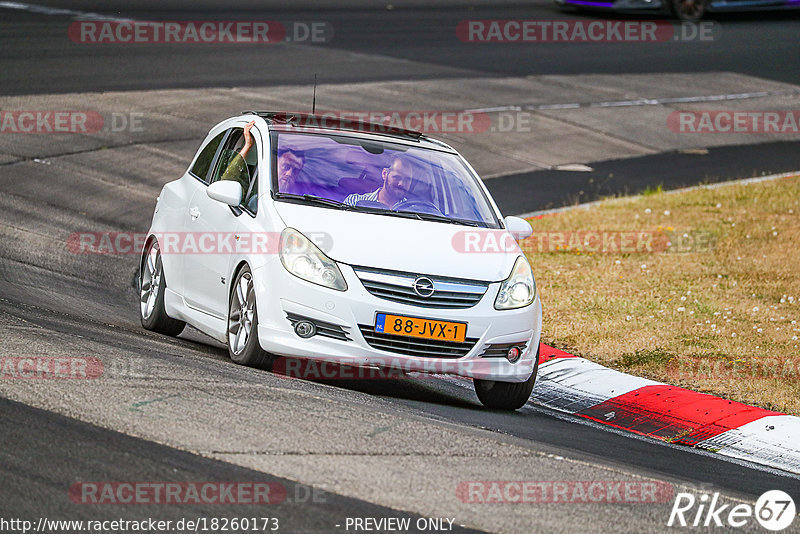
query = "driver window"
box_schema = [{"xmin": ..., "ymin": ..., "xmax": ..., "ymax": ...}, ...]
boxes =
[
  {"xmin": 243, "ymin": 170, "xmax": 258, "ymax": 214},
  {"xmin": 210, "ymin": 127, "xmax": 259, "ymax": 214},
  {"xmin": 190, "ymin": 131, "xmax": 226, "ymax": 183}
]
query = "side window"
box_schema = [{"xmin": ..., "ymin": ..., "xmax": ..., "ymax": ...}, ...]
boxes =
[
  {"xmin": 190, "ymin": 131, "xmax": 226, "ymax": 182},
  {"xmin": 209, "ymin": 129, "xmax": 241, "ymax": 184},
  {"xmin": 210, "ymin": 127, "xmax": 259, "ymax": 214}
]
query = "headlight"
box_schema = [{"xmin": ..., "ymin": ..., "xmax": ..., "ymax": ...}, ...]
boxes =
[
  {"xmin": 494, "ymin": 256, "xmax": 536, "ymax": 310},
  {"xmin": 279, "ymin": 228, "xmax": 347, "ymax": 291}
]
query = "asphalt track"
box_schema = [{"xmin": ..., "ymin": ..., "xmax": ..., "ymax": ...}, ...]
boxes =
[
  {"xmin": 0, "ymin": 396, "xmax": 485, "ymax": 534},
  {"xmin": 0, "ymin": 1, "xmax": 799, "ymax": 95},
  {"xmin": 487, "ymin": 139, "xmax": 800, "ymax": 214},
  {"xmin": 1, "ymin": 1, "xmax": 800, "ymax": 532}
]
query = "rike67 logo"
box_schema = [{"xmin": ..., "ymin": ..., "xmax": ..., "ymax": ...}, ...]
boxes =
[{"xmin": 668, "ymin": 490, "xmax": 796, "ymax": 531}]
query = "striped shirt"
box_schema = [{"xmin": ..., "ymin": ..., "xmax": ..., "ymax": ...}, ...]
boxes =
[
  {"xmin": 343, "ymin": 189, "xmax": 381, "ymax": 206},
  {"xmin": 343, "ymin": 189, "xmax": 408, "ymax": 207}
]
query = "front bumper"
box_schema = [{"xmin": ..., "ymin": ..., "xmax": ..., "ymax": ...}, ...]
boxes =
[{"xmin": 253, "ymin": 262, "xmax": 542, "ymax": 382}]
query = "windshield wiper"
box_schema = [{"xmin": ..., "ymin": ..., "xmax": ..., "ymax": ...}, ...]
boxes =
[
  {"xmin": 274, "ymin": 193, "xmax": 354, "ymax": 210},
  {"xmin": 275, "ymin": 194, "xmax": 421, "ymax": 219},
  {"xmin": 394, "ymin": 211, "xmax": 483, "ymax": 227}
]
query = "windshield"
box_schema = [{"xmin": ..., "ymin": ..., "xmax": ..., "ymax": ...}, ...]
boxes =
[{"xmin": 270, "ymin": 131, "xmax": 500, "ymax": 228}]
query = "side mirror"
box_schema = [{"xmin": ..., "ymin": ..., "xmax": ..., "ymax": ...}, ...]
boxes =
[
  {"xmin": 504, "ymin": 215, "xmax": 533, "ymax": 240},
  {"xmin": 207, "ymin": 181, "xmax": 242, "ymax": 207}
]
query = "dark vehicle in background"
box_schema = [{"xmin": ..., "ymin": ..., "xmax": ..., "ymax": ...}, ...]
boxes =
[{"xmin": 556, "ymin": 0, "xmax": 800, "ymax": 21}]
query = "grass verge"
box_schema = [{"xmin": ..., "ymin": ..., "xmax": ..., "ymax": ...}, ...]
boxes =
[{"xmin": 524, "ymin": 173, "xmax": 800, "ymax": 415}]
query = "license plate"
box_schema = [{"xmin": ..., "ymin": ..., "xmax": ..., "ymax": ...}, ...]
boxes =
[{"xmin": 375, "ymin": 313, "xmax": 467, "ymax": 343}]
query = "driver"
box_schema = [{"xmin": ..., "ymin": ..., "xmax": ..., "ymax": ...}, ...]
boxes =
[
  {"xmin": 277, "ymin": 147, "xmax": 305, "ymax": 192},
  {"xmin": 343, "ymin": 156, "xmax": 411, "ymax": 208}
]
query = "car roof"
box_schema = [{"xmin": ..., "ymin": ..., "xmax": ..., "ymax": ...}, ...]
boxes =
[{"xmin": 241, "ymin": 110, "xmax": 456, "ymax": 153}]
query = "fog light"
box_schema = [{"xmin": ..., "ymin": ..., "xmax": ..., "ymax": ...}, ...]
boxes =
[
  {"xmin": 506, "ymin": 346, "xmax": 522, "ymax": 363},
  {"xmin": 295, "ymin": 320, "xmax": 316, "ymax": 338}
]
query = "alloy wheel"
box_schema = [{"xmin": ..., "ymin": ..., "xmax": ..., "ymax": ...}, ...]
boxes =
[
  {"xmin": 228, "ymin": 272, "xmax": 255, "ymax": 355},
  {"xmin": 140, "ymin": 241, "xmax": 162, "ymax": 320}
]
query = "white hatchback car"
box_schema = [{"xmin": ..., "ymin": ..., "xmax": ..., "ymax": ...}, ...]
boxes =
[{"xmin": 139, "ymin": 112, "xmax": 542, "ymax": 410}]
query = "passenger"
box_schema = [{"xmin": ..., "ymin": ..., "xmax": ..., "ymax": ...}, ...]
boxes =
[{"xmin": 343, "ymin": 156, "xmax": 411, "ymax": 208}]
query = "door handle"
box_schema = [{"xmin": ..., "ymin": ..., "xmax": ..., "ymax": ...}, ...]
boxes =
[{"xmin": 189, "ymin": 207, "xmax": 200, "ymax": 220}]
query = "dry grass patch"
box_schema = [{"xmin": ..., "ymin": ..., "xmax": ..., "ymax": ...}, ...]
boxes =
[{"xmin": 524, "ymin": 174, "xmax": 800, "ymax": 415}]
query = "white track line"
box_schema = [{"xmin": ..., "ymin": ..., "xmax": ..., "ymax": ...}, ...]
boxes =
[
  {"xmin": 0, "ymin": 1, "xmax": 132, "ymax": 22},
  {"xmin": 467, "ymin": 90, "xmax": 800, "ymax": 114}
]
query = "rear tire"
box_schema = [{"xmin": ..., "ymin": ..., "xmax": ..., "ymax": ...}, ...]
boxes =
[
  {"xmin": 227, "ymin": 265, "xmax": 276, "ymax": 370},
  {"xmin": 139, "ymin": 238, "xmax": 186, "ymax": 337},
  {"xmin": 474, "ymin": 346, "xmax": 539, "ymax": 410}
]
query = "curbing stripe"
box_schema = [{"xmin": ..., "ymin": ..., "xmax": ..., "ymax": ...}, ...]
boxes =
[
  {"xmin": 577, "ymin": 384, "xmax": 777, "ymax": 446},
  {"xmin": 698, "ymin": 415, "xmax": 800, "ymax": 473},
  {"xmin": 534, "ymin": 347, "xmax": 800, "ymax": 475},
  {"xmin": 533, "ymin": 355, "xmax": 659, "ymax": 414},
  {"xmin": 538, "ymin": 344, "xmax": 577, "ymax": 364}
]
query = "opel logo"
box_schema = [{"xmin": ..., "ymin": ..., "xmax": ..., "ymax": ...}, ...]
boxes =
[{"xmin": 413, "ymin": 277, "xmax": 435, "ymax": 298}]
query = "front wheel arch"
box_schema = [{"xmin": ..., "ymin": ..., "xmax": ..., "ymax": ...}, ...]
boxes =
[
  {"xmin": 137, "ymin": 235, "xmax": 157, "ymax": 292},
  {"xmin": 228, "ymin": 260, "xmax": 251, "ymax": 302}
]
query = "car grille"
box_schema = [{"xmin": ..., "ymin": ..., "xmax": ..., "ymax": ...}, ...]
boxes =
[
  {"xmin": 358, "ymin": 325, "xmax": 478, "ymax": 358},
  {"xmin": 285, "ymin": 312, "xmax": 352, "ymax": 342},
  {"xmin": 479, "ymin": 341, "xmax": 529, "ymax": 358},
  {"xmin": 352, "ymin": 266, "xmax": 489, "ymax": 309}
]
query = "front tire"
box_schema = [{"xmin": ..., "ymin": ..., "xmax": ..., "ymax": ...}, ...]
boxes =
[
  {"xmin": 139, "ymin": 238, "xmax": 186, "ymax": 337},
  {"xmin": 227, "ymin": 265, "xmax": 276, "ymax": 370},
  {"xmin": 474, "ymin": 346, "xmax": 539, "ymax": 410}
]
